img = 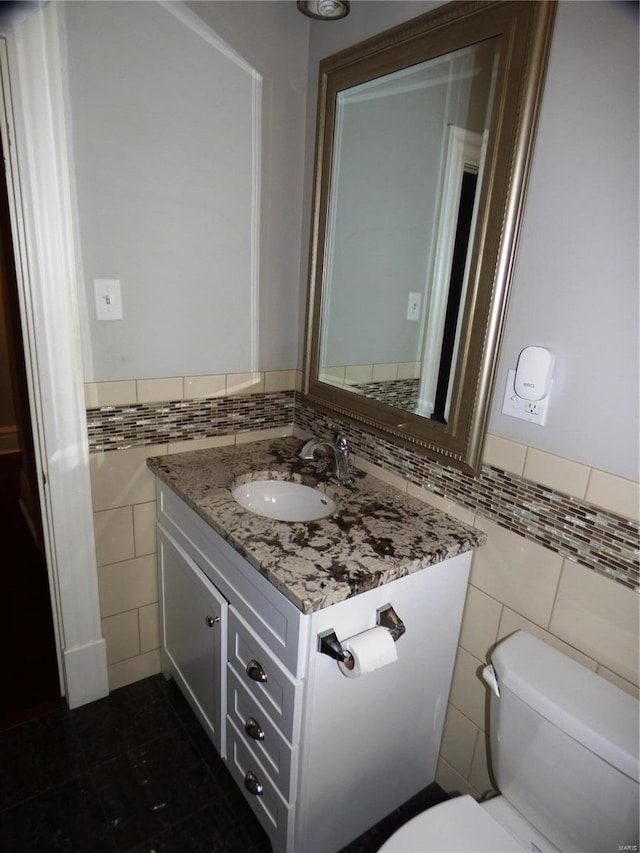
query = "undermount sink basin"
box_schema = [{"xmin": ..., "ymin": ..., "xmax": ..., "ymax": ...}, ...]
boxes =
[{"xmin": 232, "ymin": 479, "xmax": 337, "ymax": 522}]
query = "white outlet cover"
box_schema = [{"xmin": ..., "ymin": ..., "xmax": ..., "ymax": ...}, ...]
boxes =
[{"xmin": 502, "ymin": 369, "xmax": 550, "ymax": 425}]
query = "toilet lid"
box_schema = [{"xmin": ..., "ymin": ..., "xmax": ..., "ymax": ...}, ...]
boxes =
[{"xmin": 378, "ymin": 795, "xmax": 526, "ymax": 852}]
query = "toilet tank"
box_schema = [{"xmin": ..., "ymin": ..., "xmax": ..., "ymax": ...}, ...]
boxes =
[{"xmin": 489, "ymin": 631, "xmax": 639, "ymax": 853}]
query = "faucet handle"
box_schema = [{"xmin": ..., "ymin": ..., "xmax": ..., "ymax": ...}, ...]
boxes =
[{"xmin": 330, "ymin": 424, "xmax": 349, "ymax": 451}]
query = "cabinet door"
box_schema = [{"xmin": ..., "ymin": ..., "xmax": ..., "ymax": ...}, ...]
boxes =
[{"xmin": 159, "ymin": 528, "xmax": 228, "ymax": 756}]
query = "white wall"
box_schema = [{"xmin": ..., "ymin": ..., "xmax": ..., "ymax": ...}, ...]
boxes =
[
  {"xmin": 65, "ymin": 0, "xmax": 308, "ymax": 382},
  {"xmin": 304, "ymin": 0, "xmax": 639, "ymax": 483}
]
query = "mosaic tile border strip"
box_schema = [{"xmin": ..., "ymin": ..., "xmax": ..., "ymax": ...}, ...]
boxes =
[
  {"xmin": 295, "ymin": 398, "xmax": 639, "ymax": 593},
  {"xmin": 352, "ymin": 378, "xmax": 419, "ymax": 411},
  {"xmin": 86, "ymin": 390, "xmax": 639, "ymax": 592},
  {"xmin": 86, "ymin": 391, "xmax": 295, "ymax": 452}
]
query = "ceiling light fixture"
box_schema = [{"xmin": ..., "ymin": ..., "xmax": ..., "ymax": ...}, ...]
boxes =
[{"xmin": 297, "ymin": 0, "xmax": 350, "ymax": 21}]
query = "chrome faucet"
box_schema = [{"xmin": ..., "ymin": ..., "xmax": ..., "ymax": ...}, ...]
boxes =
[{"xmin": 299, "ymin": 425, "xmax": 353, "ymax": 486}]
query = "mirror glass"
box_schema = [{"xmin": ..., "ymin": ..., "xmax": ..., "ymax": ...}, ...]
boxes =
[
  {"xmin": 304, "ymin": 1, "xmax": 556, "ymax": 474},
  {"xmin": 319, "ymin": 39, "xmax": 499, "ymax": 424}
]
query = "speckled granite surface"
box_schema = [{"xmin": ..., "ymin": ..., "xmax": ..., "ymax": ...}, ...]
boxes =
[{"xmin": 148, "ymin": 437, "xmax": 485, "ymax": 614}]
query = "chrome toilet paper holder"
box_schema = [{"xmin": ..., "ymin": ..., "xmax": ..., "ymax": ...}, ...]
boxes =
[
  {"xmin": 377, "ymin": 603, "xmax": 406, "ymax": 641},
  {"xmin": 317, "ymin": 604, "xmax": 406, "ymax": 664}
]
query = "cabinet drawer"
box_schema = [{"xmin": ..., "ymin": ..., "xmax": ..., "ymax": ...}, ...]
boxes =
[
  {"xmin": 227, "ymin": 720, "xmax": 295, "ymax": 853},
  {"xmin": 157, "ymin": 483, "xmax": 305, "ymax": 676},
  {"xmin": 228, "ymin": 608, "xmax": 301, "ymax": 744},
  {"xmin": 227, "ymin": 669, "xmax": 298, "ymax": 800}
]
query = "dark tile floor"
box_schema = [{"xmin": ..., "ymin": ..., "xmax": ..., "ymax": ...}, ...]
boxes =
[{"xmin": 0, "ymin": 674, "xmax": 449, "ymax": 853}]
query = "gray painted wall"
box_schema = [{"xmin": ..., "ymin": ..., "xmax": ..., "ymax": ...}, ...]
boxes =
[
  {"xmin": 322, "ymin": 84, "xmax": 442, "ymax": 367},
  {"xmin": 488, "ymin": 1, "xmax": 639, "ymax": 482},
  {"xmin": 66, "ymin": 0, "xmax": 308, "ymax": 380},
  {"xmin": 322, "ymin": 43, "xmax": 495, "ymax": 368}
]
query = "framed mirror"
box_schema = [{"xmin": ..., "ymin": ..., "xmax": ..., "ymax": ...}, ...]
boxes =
[{"xmin": 303, "ymin": 1, "xmax": 556, "ymax": 474}]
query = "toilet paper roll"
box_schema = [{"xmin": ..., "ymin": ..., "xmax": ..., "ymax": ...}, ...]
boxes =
[{"xmin": 338, "ymin": 626, "xmax": 398, "ymax": 678}]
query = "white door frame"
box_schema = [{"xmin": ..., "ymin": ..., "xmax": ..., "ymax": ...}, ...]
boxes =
[
  {"xmin": 0, "ymin": 4, "xmax": 108, "ymax": 707},
  {"xmin": 417, "ymin": 125, "xmax": 483, "ymax": 417}
]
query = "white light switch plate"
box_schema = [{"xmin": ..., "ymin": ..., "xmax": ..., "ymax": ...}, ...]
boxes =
[
  {"xmin": 94, "ymin": 279, "xmax": 122, "ymax": 321},
  {"xmin": 502, "ymin": 369, "xmax": 550, "ymax": 425},
  {"xmin": 407, "ymin": 291, "xmax": 421, "ymax": 321}
]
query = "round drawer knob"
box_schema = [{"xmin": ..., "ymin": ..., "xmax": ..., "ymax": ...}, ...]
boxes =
[
  {"xmin": 245, "ymin": 717, "xmax": 265, "ymax": 741},
  {"xmin": 244, "ymin": 771, "xmax": 263, "ymax": 796},
  {"xmin": 205, "ymin": 615, "xmax": 219, "ymax": 628},
  {"xmin": 246, "ymin": 659, "xmax": 267, "ymax": 683}
]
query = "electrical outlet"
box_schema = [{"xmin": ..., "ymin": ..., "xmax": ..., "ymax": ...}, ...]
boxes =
[{"xmin": 502, "ymin": 369, "xmax": 551, "ymax": 425}]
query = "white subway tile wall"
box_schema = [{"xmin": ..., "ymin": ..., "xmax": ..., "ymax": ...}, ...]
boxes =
[
  {"xmin": 470, "ymin": 518, "xmax": 563, "ymax": 627},
  {"xmin": 523, "ymin": 447, "xmax": 591, "ymax": 500},
  {"xmin": 136, "ymin": 376, "xmax": 183, "ymax": 405}
]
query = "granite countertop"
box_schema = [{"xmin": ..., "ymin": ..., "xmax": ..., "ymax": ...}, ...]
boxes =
[{"xmin": 148, "ymin": 437, "xmax": 485, "ymax": 614}]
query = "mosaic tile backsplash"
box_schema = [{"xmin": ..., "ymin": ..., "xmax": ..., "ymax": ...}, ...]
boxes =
[
  {"xmin": 87, "ymin": 391, "xmax": 295, "ymax": 451},
  {"xmin": 86, "ymin": 390, "xmax": 639, "ymax": 592},
  {"xmin": 352, "ymin": 378, "xmax": 420, "ymax": 412}
]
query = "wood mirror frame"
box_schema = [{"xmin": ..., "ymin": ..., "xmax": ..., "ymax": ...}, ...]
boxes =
[{"xmin": 302, "ymin": 0, "xmax": 556, "ymax": 474}]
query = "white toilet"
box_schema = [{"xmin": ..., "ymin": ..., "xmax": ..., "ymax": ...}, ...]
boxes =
[{"xmin": 380, "ymin": 630, "xmax": 639, "ymax": 852}]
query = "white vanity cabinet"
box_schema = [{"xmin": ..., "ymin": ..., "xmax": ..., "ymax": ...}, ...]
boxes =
[{"xmin": 155, "ymin": 481, "xmax": 472, "ymax": 853}]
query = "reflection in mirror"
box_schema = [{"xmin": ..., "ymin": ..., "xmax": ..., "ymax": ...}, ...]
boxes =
[
  {"xmin": 304, "ymin": 1, "xmax": 556, "ymax": 474},
  {"xmin": 319, "ymin": 39, "xmax": 499, "ymax": 425}
]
